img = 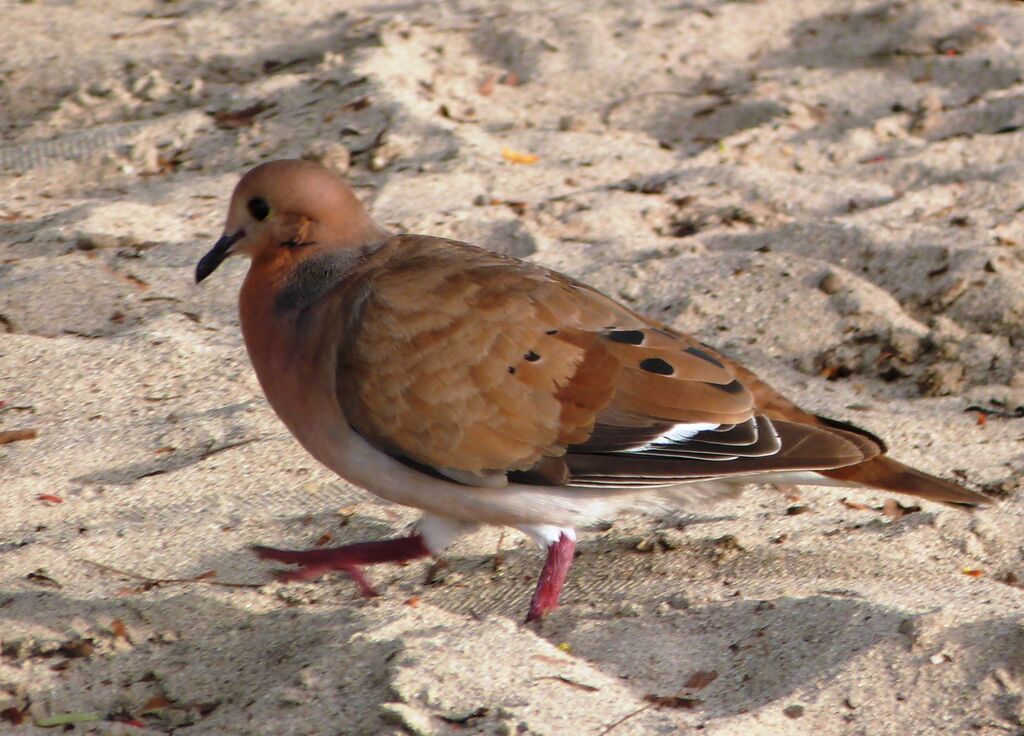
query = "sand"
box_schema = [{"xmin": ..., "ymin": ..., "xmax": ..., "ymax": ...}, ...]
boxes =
[{"xmin": 2, "ymin": 0, "xmax": 1024, "ymax": 733}]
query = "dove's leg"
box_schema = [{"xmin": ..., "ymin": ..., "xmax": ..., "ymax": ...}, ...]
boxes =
[
  {"xmin": 253, "ymin": 536, "xmax": 430, "ymax": 595},
  {"xmin": 254, "ymin": 514, "xmax": 476, "ymax": 596},
  {"xmin": 520, "ymin": 527, "xmax": 577, "ymax": 622}
]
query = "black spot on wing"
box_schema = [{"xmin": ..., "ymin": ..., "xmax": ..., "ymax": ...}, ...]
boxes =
[
  {"xmin": 607, "ymin": 329, "xmax": 645, "ymax": 345},
  {"xmin": 713, "ymin": 379, "xmax": 745, "ymax": 395},
  {"xmin": 639, "ymin": 357, "xmax": 674, "ymax": 375},
  {"xmin": 685, "ymin": 346, "xmax": 725, "ymax": 369},
  {"xmin": 524, "ymin": 351, "xmax": 540, "ymax": 362}
]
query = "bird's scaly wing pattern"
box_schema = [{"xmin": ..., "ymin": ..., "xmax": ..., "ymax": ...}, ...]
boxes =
[{"xmin": 334, "ymin": 236, "xmax": 878, "ymax": 489}]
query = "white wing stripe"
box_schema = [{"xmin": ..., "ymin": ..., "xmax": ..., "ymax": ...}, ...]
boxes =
[{"xmin": 633, "ymin": 422, "xmax": 720, "ymax": 452}]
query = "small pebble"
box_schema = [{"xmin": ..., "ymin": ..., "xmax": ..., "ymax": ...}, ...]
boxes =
[{"xmin": 819, "ymin": 270, "xmax": 842, "ymax": 295}]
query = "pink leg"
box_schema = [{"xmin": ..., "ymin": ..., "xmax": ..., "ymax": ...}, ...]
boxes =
[
  {"xmin": 525, "ymin": 532, "xmax": 576, "ymax": 622},
  {"xmin": 253, "ymin": 534, "xmax": 430, "ymax": 597}
]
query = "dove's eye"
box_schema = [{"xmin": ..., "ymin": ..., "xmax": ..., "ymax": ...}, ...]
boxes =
[{"xmin": 247, "ymin": 197, "xmax": 270, "ymax": 221}]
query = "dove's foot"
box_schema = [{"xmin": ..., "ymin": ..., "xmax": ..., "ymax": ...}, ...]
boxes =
[
  {"xmin": 525, "ymin": 531, "xmax": 576, "ymax": 622},
  {"xmin": 253, "ymin": 534, "xmax": 431, "ymax": 596}
]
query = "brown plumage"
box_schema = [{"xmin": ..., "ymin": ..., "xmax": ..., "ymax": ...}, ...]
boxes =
[{"xmin": 196, "ymin": 159, "xmax": 991, "ymax": 622}]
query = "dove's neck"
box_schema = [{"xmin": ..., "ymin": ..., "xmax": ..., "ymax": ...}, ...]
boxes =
[{"xmin": 238, "ymin": 242, "xmax": 385, "ymax": 455}]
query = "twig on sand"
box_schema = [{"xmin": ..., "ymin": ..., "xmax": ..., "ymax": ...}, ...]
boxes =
[
  {"xmin": 81, "ymin": 559, "xmax": 261, "ymax": 591},
  {"xmin": 598, "ymin": 704, "xmax": 653, "ymax": 736}
]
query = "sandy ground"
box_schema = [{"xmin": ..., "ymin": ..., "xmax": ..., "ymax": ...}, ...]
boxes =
[{"xmin": 2, "ymin": 0, "xmax": 1024, "ymax": 733}]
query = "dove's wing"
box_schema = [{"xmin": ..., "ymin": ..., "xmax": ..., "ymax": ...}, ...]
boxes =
[{"xmin": 332, "ymin": 236, "xmax": 877, "ymax": 489}]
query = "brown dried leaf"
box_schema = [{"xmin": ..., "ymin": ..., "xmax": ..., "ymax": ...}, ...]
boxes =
[
  {"xmin": 110, "ymin": 619, "xmax": 129, "ymax": 640},
  {"xmin": 0, "ymin": 428, "xmax": 37, "ymax": 445},
  {"xmin": 26, "ymin": 569, "xmax": 61, "ymax": 588},
  {"xmin": 683, "ymin": 670, "xmax": 718, "ymax": 690},
  {"xmin": 212, "ymin": 102, "xmax": 270, "ymax": 129},
  {"xmin": 478, "ymin": 73, "xmax": 498, "ymax": 96},
  {"xmin": 644, "ymin": 694, "xmax": 701, "ymax": 709},
  {"xmin": 0, "ymin": 706, "xmax": 26, "ymax": 725},
  {"xmin": 60, "ymin": 639, "xmax": 94, "ymax": 658},
  {"xmin": 342, "ymin": 96, "xmax": 371, "ymax": 111},
  {"xmin": 142, "ymin": 695, "xmax": 172, "ymax": 712},
  {"xmin": 784, "ymin": 704, "xmax": 805, "ymax": 719}
]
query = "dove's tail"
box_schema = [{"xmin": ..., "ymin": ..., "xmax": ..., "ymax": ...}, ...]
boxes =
[{"xmin": 821, "ymin": 455, "xmax": 992, "ymax": 509}]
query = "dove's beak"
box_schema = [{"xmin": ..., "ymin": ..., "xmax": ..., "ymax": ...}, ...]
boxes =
[{"xmin": 196, "ymin": 229, "xmax": 244, "ymax": 283}]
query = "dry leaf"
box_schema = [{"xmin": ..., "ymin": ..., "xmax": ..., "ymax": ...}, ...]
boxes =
[
  {"xmin": 60, "ymin": 639, "xmax": 94, "ymax": 658},
  {"xmin": 683, "ymin": 670, "xmax": 718, "ymax": 690},
  {"xmin": 110, "ymin": 619, "xmax": 129, "ymax": 640},
  {"xmin": 0, "ymin": 707, "xmax": 26, "ymax": 725},
  {"xmin": 142, "ymin": 696, "xmax": 172, "ymax": 712},
  {"xmin": 644, "ymin": 694, "xmax": 701, "ymax": 709},
  {"xmin": 501, "ymin": 147, "xmax": 540, "ymax": 164},
  {"xmin": 26, "ymin": 570, "xmax": 61, "ymax": 588},
  {"xmin": 486, "ymin": 198, "xmax": 528, "ymax": 215},
  {"xmin": 343, "ymin": 96, "xmax": 372, "ymax": 111},
  {"xmin": 212, "ymin": 102, "xmax": 270, "ymax": 129},
  {"xmin": 478, "ymin": 73, "xmax": 498, "ymax": 96},
  {"xmin": 0, "ymin": 429, "xmax": 38, "ymax": 445}
]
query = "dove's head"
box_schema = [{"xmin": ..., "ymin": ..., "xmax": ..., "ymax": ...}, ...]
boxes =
[{"xmin": 196, "ymin": 159, "xmax": 388, "ymax": 282}]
